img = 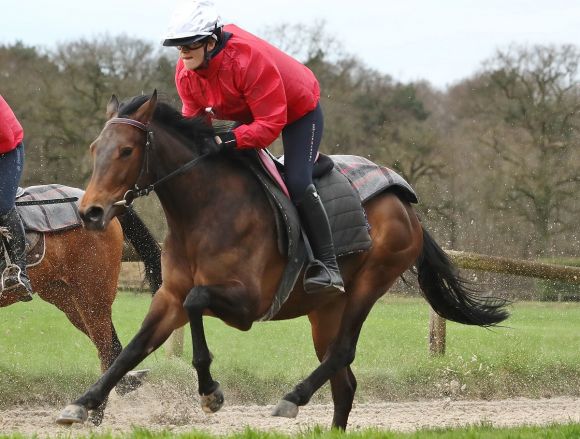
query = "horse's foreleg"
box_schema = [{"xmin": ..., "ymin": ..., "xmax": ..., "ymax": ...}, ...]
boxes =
[
  {"xmin": 56, "ymin": 292, "xmax": 186, "ymax": 425},
  {"xmin": 183, "ymin": 286, "xmax": 222, "ymax": 413},
  {"xmin": 183, "ymin": 284, "xmax": 256, "ymax": 414}
]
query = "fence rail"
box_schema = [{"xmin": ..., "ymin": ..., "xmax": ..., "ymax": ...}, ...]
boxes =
[
  {"xmin": 120, "ymin": 243, "xmax": 580, "ymax": 357},
  {"xmin": 427, "ymin": 250, "xmax": 580, "ymax": 355},
  {"xmin": 447, "ymin": 250, "xmax": 580, "ymax": 284}
]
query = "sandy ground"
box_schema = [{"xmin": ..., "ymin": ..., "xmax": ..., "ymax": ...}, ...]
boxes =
[{"xmin": 1, "ymin": 385, "xmax": 579, "ymax": 437}]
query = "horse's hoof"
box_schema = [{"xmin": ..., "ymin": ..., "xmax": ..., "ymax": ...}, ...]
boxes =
[
  {"xmin": 200, "ymin": 384, "xmax": 224, "ymax": 414},
  {"xmin": 115, "ymin": 369, "xmax": 150, "ymax": 396},
  {"xmin": 271, "ymin": 399, "xmax": 299, "ymax": 418},
  {"xmin": 56, "ymin": 404, "xmax": 88, "ymax": 425}
]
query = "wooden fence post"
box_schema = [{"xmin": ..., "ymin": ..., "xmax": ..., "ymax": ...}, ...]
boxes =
[
  {"xmin": 429, "ymin": 310, "xmax": 446, "ymax": 355},
  {"xmin": 165, "ymin": 327, "xmax": 185, "ymax": 358}
]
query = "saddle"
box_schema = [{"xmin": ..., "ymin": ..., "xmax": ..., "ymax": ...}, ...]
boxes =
[
  {"xmin": 0, "ymin": 185, "xmax": 84, "ymax": 273},
  {"xmin": 238, "ymin": 149, "xmax": 418, "ymax": 321}
]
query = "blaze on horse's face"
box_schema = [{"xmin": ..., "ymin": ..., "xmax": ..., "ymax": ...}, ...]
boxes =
[{"xmin": 80, "ymin": 92, "xmax": 157, "ymax": 230}]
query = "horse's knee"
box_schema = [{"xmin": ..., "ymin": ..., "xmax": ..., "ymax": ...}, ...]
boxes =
[{"xmin": 183, "ymin": 287, "xmax": 209, "ymax": 313}]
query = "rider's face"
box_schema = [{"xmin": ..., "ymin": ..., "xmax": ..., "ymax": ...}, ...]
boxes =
[{"xmin": 178, "ymin": 39, "xmax": 216, "ymax": 70}]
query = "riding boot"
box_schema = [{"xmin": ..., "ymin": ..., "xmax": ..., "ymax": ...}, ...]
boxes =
[
  {"xmin": 0, "ymin": 207, "xmax": 33, "ymax": 301},
  {"xmin": 296, "ymin": 184, "xmax": 345, "ymax": 294}
]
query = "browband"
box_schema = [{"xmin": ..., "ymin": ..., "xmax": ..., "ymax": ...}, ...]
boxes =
[{"xmin": 107, "ymin": 117, "xmax": 148, "ymax": 131}]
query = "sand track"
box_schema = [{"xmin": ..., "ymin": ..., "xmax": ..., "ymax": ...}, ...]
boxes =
[{"xmin": 1, "ymin": 385, "xmax": 578, "ymax": 437}]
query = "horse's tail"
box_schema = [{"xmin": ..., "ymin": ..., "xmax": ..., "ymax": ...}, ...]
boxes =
[
  {"xmin": 415, "ymin": 227, "xmax": 509, "ymax": 326},
  {"xmin": 118, "ymin": 208, "xmax": 162, "ymax": 293}
]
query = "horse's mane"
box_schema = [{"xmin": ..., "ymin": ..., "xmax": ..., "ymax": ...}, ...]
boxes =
[{"xmin": 119, "ymin": 95, "xmax": 215, "ymax": 152}]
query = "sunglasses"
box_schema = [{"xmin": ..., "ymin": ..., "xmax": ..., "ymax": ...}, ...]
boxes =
[{"xmin": 176, "ymin": 42, "xmax": 205, "ymax": 52}]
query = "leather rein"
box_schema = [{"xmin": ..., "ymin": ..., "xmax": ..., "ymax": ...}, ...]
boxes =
[{"xmin": 106, "ymin": 117, "xmax": 209, "ymax": 206}]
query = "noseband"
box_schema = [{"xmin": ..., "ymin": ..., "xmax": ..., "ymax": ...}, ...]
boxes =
[
  {"xmin": 107, "ymin": 117, "xmax": 155, "ymax": 206},
  {"xmin": 106, "ymin": 117, "xmax": 210, "ymax": 207}
]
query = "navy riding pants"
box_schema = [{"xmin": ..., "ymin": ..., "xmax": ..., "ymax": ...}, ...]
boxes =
[
  {"xmin": 0, "ymin": 143, "xmax": 24, "ymax": 216},
  {"xmin": 282, "ymin": 102, "xmax": 323, "ymax": 203}
]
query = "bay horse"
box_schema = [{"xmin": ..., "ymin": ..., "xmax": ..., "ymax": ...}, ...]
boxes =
[
  {"xmin": 1, "ymin": 200, "xmax": 161, "ymax": 425},
  {"xmin": 58, "ymin": 91, "xmax": 508, "ymax": 429}
]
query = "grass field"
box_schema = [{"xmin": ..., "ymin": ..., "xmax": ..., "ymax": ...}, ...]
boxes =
[
  {"xmin": 0, "ymin": 293, "xmax": 580, "ymax": 407},
  {"xmin": 1, "ymin": 294, "xmax": 579, "ymax": 438},
  {"xmin": 1, "ymin": 294, "xmax": 579, "ymax": 408},
  {"xmin": 2, "ymin": 424, "xmax": 580, "ymax": 439}
]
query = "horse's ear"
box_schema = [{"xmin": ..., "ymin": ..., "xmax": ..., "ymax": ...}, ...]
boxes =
[
  {"xmin": 134, "ymin": 90, "xmax": 158, "ymax": 125},
  {"xmin": 106, "ymin": 95, "xmax": 120, "ymax": 120}
]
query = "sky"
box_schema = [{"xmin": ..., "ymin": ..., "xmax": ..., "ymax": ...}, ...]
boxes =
[{"xmin": 2, "ymin": 0, "xmax": 580, "ymax": 89}]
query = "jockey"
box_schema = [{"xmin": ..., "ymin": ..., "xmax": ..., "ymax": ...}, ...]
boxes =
[
  {"xmin": 162, "ymin": 0, "xmax": 344, "ymax": 294},
  {"xmin": 0, "ymin": 95, "xmax": 33, "ymax": 301}
]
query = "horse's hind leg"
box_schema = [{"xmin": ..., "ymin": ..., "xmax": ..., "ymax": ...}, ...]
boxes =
[
  {"xmin": 272, "ymin": 276, "xmax": 395, "ymax": 426},
  {"xmin": 309, "ymin": 301, "xmax": 357, "ymax": 430},
  {"xmin": 273, "ymin": 194, "xmax": 423, "ymax": 428},
  {"xmin": 272, "ymin": 291, "xmax": 367, "ymax": 426}
]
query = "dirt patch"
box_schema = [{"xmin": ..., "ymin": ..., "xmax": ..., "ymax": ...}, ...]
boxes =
[{"xmin": 1, "ymin": 385, "xmax": 578, "ymax": 437}]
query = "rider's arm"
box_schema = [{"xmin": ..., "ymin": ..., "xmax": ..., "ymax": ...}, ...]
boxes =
[{"xmin": 231, "ymin": 47, "xmax": 288, "ymax": 149}]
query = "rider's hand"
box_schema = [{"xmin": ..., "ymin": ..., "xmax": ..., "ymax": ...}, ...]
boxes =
[
  {"xmin": 200, "ymin": 132, "xmax": 237, "ymax": 155},
  {"xmin": 214, "ymin": 131, "xmax": 237, "ymax": 152}
]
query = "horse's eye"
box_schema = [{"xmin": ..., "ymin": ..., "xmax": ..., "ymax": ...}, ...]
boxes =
[{"xmin": 120, "ymin": 146, "xmax": 133, "ymax": 158}]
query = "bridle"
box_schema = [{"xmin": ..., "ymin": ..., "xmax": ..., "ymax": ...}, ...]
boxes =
[{"xmin": 106, "ymin": 117, "xmax": 210, "ymax": 207}]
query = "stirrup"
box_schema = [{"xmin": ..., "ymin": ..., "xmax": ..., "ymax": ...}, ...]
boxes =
[
  {"xmin": 1, "ymin": 265, "xmax": 33, "ymax": 301},
  {"xmin": 303, "ymin": 260, "xmax": 345, "ymax": 294}
]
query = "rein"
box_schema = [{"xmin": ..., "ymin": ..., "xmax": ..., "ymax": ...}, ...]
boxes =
[{"xmin": 107, "ymin": 117, "xmax": 210, "ymax": 206}]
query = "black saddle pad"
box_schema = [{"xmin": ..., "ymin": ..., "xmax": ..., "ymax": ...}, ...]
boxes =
[
  {"xmin": 239, "ymin": 150, "xmax": 371, "ymax": 321},
  {"xmin": 237, "ymin": 150, "xmax": 418, "ymax": 321}
]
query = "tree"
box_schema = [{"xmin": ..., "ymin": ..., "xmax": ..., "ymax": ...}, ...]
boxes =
[{"xmin": 450, "ymin": 44, "xmax": 580, "ymax": 256}]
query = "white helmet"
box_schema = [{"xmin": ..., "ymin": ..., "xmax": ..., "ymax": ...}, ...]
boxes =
[{"xmin": 163, "ymin": 0, "xmax": 223, "ymax": 46}]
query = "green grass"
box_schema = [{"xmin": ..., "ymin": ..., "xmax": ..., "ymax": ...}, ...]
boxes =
[
  {"xmin": 2, "ymin": 423, "xmax": 580, "ymax": 439},
  {"xmin": 1, "ymin": 294, "xmax": 579, "ymax": 407}
]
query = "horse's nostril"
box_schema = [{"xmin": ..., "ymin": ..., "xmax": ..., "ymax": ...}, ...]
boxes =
[{"xmin": 82, "ymin": 206, "xmax": 105, "ymax": 224}]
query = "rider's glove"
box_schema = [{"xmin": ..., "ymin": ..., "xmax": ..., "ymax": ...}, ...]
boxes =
[{"xmin": 214, "ymin": 131, "xmax": 237, "ymax": 151}]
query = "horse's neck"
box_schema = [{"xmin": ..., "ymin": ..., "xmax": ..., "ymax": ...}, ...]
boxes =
[{"xmin": 152, "ymin": 136, "xmax": 249, "ymax": 221}]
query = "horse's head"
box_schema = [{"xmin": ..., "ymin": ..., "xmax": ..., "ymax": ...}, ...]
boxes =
[{"xmin": 80, "ymin": 91, "xmax": 158, "ymax": 230}]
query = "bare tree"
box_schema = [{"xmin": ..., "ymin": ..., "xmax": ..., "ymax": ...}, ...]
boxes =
[
  {"xmin": 261, "ymin": 20, "xmax": 346, "ymax": 65},
  {"xmin": 452, "ymin": 44, "xmax": 580, "ymax": 255}
]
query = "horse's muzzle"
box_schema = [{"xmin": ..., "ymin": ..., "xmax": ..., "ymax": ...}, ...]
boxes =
[{"xmin": 80, "ymin": 205, "xmax": 106, "ymax": 230}]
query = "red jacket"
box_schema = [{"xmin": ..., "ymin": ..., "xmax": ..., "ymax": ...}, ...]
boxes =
[
  {"xmin": 175, "ymin": 24, "xmax": 320, "ymax": 149},
  {"xmin": 0, "ymin": 95, "xmax": 24, "ymax": 154}
]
